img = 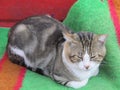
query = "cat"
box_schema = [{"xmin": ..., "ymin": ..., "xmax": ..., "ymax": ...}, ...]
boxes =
[{"xmin": 7, "ymin": 15, "xmax": 107, "ymax": 89}]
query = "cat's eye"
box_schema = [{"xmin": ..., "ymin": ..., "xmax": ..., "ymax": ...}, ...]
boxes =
[
  {"xmin": 90, "ymin": 54, "xmax": 103, "ymax": 62},
  {"xmin": 77, "ymin": 56, "xmax": 83, "ymax": 60},
  {"xmin": 98, "ymin": 54, "xmax": 104, "ymax": 58},
  {"xmin": 71, "ymin": 55, "xmax": 82, "ymax": 59},
  {"xmin": 70, "ymin": 55, "xmax": 82, "ymax": 63}
]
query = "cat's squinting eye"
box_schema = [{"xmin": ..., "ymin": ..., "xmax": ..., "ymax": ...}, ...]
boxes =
[
  {"xmin": 91, "ymin": 55, "xmax": 103, "ymax": 59},
  {"xmin": 70, "ymin": 55, "xmax": 82, "ymax": 61},
  {"xmin": 77, "ymin": 56, "xmax": 82, "ymax": 60},
  {"xmin": 98, "ymin": 54, "xmax": 104, "ymax": 58},
  {"xmin": 71, "ymin": 55, "xmax": 82, "ymax": 59}
]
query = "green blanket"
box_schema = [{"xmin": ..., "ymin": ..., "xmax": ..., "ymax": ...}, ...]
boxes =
[
  {"xmin": 0, "ymin": 0, "xmax": 120, "ymax": 90},
  {"xmin": 0, "ymin": 27, "xmax": 9, "ymax": 58}
]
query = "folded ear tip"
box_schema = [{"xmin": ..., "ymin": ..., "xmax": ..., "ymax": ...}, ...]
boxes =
[
  {"xmin": 98, "ymin": 34, "xmax": 108, "ymax": 43},
  {"xmin": 103, "ymin": 34, "xmax": 108, "ymax": 40},
  {"xmin": 104, "ymin": 34, "xmax": 108, "ymax": 38}
]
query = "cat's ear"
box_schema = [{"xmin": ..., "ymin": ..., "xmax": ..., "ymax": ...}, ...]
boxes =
[
  {"xmin": 62, "ymin": 31, "xmax": 79, "ymax": 42},
  {"xmin": 98, "ymin": 34, "xmax": 108, "ymax": 45}
]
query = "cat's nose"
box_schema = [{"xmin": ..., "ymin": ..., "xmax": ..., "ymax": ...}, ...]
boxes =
[{"xmin": 85, "ymin": 65, "xmax": 89, "ymax": 69}]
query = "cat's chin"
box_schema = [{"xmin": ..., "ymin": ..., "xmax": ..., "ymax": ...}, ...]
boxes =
[{"xmin": 83, "ymin": 68, "xmax": 91, "ymax": 71}]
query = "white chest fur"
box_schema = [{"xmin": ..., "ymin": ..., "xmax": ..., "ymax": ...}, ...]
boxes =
[{"xmin": 62, "ymin": 51, "xmax": 99, "ymax": 81}]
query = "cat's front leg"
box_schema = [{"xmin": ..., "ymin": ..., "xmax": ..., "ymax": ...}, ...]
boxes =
[{"xmin": 66, "ymin": 79, "xmax": 88, "ymax": 89}]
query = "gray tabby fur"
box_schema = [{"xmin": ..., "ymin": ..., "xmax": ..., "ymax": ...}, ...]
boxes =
[{"xmin": 7, "ymin": 15, "xmax": 107, "ymax": 88}]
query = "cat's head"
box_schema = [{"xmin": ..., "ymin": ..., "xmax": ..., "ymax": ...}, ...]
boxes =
[{"xmin": 62, "ymin": 31, "xmax": 107, "ymax": 71}]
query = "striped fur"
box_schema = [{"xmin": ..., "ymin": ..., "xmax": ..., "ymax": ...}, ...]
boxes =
[{"xmin": 7, "ymin": 15, "xmax": 107, "ymax": 89}]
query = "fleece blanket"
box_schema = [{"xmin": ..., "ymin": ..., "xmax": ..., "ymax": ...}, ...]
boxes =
[{"xmin": 0, "ymin": 0, "xmax": 120, "ymax": 90}]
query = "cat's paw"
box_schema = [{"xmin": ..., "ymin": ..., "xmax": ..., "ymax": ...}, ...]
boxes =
[{"xmin": 66, "ymin": 79, "xmax": 88, "ymax": 89}]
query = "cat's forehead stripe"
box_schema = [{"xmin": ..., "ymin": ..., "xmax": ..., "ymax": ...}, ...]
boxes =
[{"xmin": 77, "ymin": 32, "xmax": 94, "ymax": 52}]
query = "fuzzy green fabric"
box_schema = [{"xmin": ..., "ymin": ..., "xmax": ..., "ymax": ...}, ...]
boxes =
[
  {"xmin": 0, "ymin": 27, "xmax": 9, "ymax": 59},
  {"xmin": 0, "ymin": 0, "xmax": 120, "ymax": 90}
]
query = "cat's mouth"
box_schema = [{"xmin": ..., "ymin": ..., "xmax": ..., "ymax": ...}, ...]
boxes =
[
  {"xmin": 78, "ymin": 62, "xmax": 100, "ymax": 71},
  {"xmin": 78, "ymin": 67, "xmax": 91, "ymax": 71}
]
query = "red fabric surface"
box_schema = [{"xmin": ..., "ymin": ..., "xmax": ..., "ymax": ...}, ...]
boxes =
[
  {"xmin": 108, "ymin": 0, "xmax": 120, "ymax": 44},
  {"xmin": 0, "ymin": 0, "xmax": 76, "ymax": 27}
]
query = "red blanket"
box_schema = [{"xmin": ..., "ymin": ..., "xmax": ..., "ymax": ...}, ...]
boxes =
[{"xmin": 0, "ymin": 0, "xmax": 76, "ymax": 27}]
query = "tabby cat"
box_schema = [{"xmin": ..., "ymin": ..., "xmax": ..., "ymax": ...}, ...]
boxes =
[{"xmin": 7, "ymin": 15, "xmax": 107, "ymax": 89}]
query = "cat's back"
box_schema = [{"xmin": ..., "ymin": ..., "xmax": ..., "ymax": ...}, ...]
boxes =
[
  {"xmin": 9, "ymin": 15, "xmax": 64, "ymax": 37},
  {"xmin": 8, "ymin": 15, "xmax": 68, "ymax": 48}
]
